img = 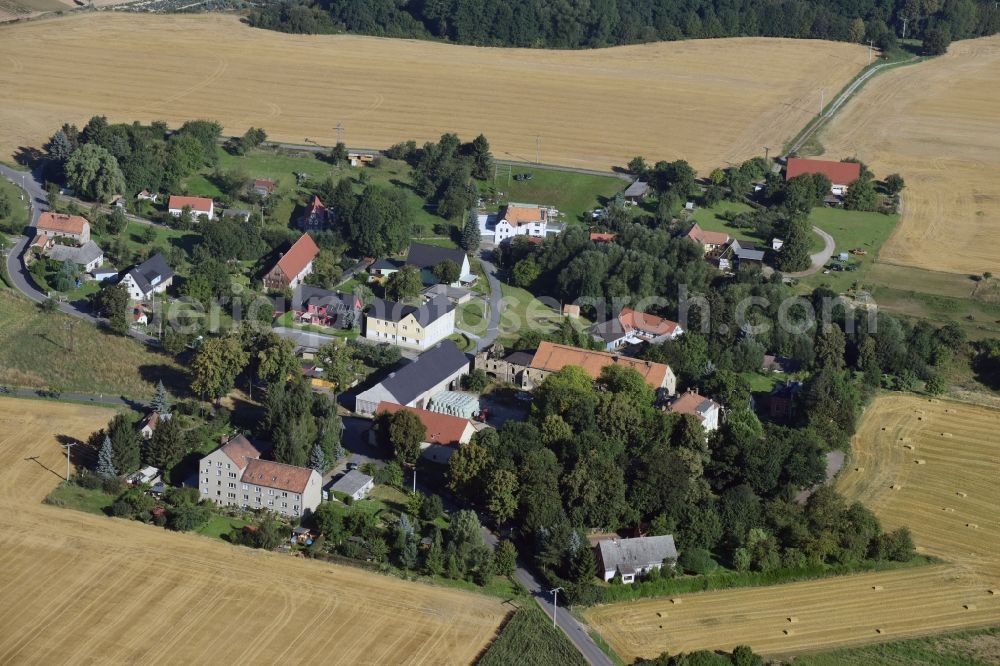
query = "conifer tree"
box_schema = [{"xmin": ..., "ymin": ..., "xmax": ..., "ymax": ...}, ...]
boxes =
[{"xmin": 97, "ymin": 434, "xmax": 117, "ymax": 479}]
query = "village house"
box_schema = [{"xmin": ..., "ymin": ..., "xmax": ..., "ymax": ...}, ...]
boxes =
[
  {"xmin": 684, "ymin": 223, "xmax": 730, "ymax": 255},
  {"xmin": 199, "ymin": 435, "xmax": 322, "ymax": 518},
  {"xmin": 597, "ymin": 535, "xmax": 678, "ymax": 583},
  {"xmin": 785, "ymin": 157, "xmax": 862, "ymax": 196},
  {"xmin": 330, "ymin": 469, "xmax": 374, "ymax": 501},
  {"xmin": 354, "ymin": 340, "xmax": 470, "ymax": 416},
  {"xmin": 253, "ymin": 179, "xmax": 275, "ymax": 197},
  {"xmin": 525, "ymin": 341, "xmax": 677, "ymax": 395},
  {"xmin": 36, "ymin": 212, "xmax": 90, "ymax": 245},
  {"xmin": 589, "ymin": 307, "xmax": 683, "ymax": 350},
  {"xmin": 363, "ymin": 296, "xmax": 456, "ymax": 351},
  {"xmin": 622, "ymin": 180, "xmax": 649, "ymax": 205},
  {"xmin": 136, "ymin": 190, "xmax": 158, "ymax": 203},
  {"xmin": 718, "ymin": 239, "xmax": 765, "ymax": 272},
  {"xmin": 280, "ymin": 285, "xmax": 362, "ymax": 329},
  {"xmin": 405, "ymin": 243, "xmax": 474, "ymax": 287},
  {"xmin": 222, "ymin": 208, "xmax": 252, "ymax": 222},
  {"xmin": 46, "ymin": 241, "xmax": 104, "ymax": 272},
  {"xmin": 493, "ymin": 203, "xmax": 558, "ymax": 244},
  {"xmin": 589, "ymin": 232, "xmax": 616, "ymax": 244},
  {"xmin": 91, "ymin": 264, "xmax": 119, "ymax": 282},
  {"xmin": 167, "ymin": 195, "xmax": 214, "ymax": 220},
  {"xmin": 369, "ymin": 259, "xmax": 401, "ymax": 280},
  {"xmin": 348, "ymin": 151, "xmax": 377, "ymax": 167},
  {"xmin": 422, "ymin": 283, "xmax": 472, "ymax": 305},
  {"xmin": 769, "ymin": 380, "xmax": 803, "ymax": 421},
  {"xmin": 375, "ymin": 402, "xmax": 476, "ymax": 463},
  {"xmin": 298, "ymin": 195, "xmax": 330, "ymax": 231},
  {"xmin": 120, "ymin": 253, "xmax": 174, "ymax": 301},
  {"xmin": 666, "ymin": 389, "xmax": 722, "ymax": 433},
  {"xmin": 138, "ymin": 411, "xmax": 170, "ymax": 440},
  {"xmin": 263, "ymin": 234, "xmax": 319, "ymax": 291}
]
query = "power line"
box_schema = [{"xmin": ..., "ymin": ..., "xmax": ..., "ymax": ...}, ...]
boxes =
[
  {"xmin": 549, "ymin": 587, "xmax": 564, "ymax": 627},
  {"xmin": 61, "ymin": 441, "xmax": 77, "ymax": 481}
]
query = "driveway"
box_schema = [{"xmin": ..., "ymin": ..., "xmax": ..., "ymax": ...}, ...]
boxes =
[{"xmin": 476, "ymin": 247, "xmax": 503, "ymax": 352}]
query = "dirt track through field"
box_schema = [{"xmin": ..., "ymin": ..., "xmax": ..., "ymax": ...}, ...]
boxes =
[
  {"xmin": 821, "ymin": 35, "xmax": 1000, "ymax": 276},
  {"xmin": 585, "ymin": 395, "xmax": 1000, "ymax": 661},
  {"xmin": 0, "ymin": 14, "xmax": 869, "ymax": 172},
  {"xmin": 0, "ymin": 398, "xmax": 506, "ymax": 665}
]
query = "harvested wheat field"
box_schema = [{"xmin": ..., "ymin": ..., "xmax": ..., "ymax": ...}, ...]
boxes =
[
  {"xmin": 0, "ymin": 14, "xmax": 869, "ymax": 172},
  {"xmin": 585, "ymin": 395, "xmax": 1000, "ymax": 662},
  {"xmin": 821, "ymin": 35, "xmax": 1000, "ymax": 276},
  {"xmin": 0, "ymin": 397, "xmax": 505, "ymax": 665}
]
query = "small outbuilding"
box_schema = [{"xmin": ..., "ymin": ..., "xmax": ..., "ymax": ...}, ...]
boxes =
[{"xmin": 330, "ymin": 470, "xmax": 374, "ymax": 501}]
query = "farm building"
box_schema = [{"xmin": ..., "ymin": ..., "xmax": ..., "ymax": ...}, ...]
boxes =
[
  {"xmin": 36, "ymin": 212, "xmax": 90, "ymax": 245},
  {"xmin": 46, "ymin": 240, "xmax": 104, "ymax": 272},
  {"xmin": 253, "ymin": 179, "xmax": 275, "ymax": 197},
  {"xmin": 330, "ymin": 469, "xmax": 374, "ymax": 501},
  {"xmin": 263, "ymin": 233, "xmax": 320, "ymax": 291},
  {"xmin": 375, "ymin": 402, "xmax": 475, "ymax": 463},
  {"xmin": 684, "ymin": 223, "xmax": 730, "ymax": 255},
  {"xmin": 167, "ymin": 195, "xmax": 214, "ymax": 220},
  {"xmin": 354, "ymin": 340, "xmax": 470, "ymax": 416},
  {"xmin": 597, "ymin": 535, "xmax": 677, "ymax": 583},
  {"xmin": 526, "ymin": 341, "xmax": 676, "ymax": 395},
  {"xmin": 589, "ymin": 307, "xmax": 683, "ymax": 350},
  {"xmin": 785, "ymin": 157, "xmax": 861, "ymax": 195},
  {"xmin": 474, "ymin": 343, "xmax": 534, "ymax": 386},
  {"xmin": 622, "ymin": 180, "xmax": 649, "ymax": 204},
  {"xmin": 493, "ymin": 203, "xmax": 557, "ymax": 244},
  {"xmin": 405, "ymin": 243, "xmax": 474, "ymax": 286}
]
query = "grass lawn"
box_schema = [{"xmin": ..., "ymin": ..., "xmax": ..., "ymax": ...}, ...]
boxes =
[
  {"xmin": 481, "ymin": 168, "xmax": 625, "ymax": 224},
  {"xmin": 497, "ymin": 282, "xmax": 561, "ymax": 344},
  {"xmin": 690, "ymin": 200, "xmax": 755, "ymax": 241},
  {"xmin": 791, "ymin": 626, "xmax": 1000, "ymax": 665},
  {"xmin": 44, "ymin": 482, "xmax": 114, "ymax": 516},
  {"xmin": 478, "ymin": 606, "xmax": 587, "ymax": 666},
  {"xmin": 0, "ymin": 175, "xmax": 30, "ymax": 233},
  {"xmin": 455, "ymin": 298, "xmax": 487, "ymax": 336},
  {"xmin": 0, "ymin": 289, "xmax": 185, "ymax": 398},
  {"xmin": 793, "ymin": 207, "xmax": 898, "ymax": 293},
  {"xmin": 448, "ymin": 332, "xmax": 476, "ymax": 352},
  {"xmin": 274, "ymin": 311, "xmax": 359, "ymax": 337},
  {"xmin": 195, "ymin": 514, "xmax": 249, "ymax": 540}
]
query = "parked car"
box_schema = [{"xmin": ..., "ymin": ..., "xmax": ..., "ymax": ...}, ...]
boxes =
[{"xmin": 346, "ymin": 462, "xmax": 359, "ymax": 471}]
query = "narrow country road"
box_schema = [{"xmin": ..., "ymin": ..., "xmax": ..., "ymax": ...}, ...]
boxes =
[{"xmin": 476, "ymin": 248, "xmax": 503, "ymax": 352}]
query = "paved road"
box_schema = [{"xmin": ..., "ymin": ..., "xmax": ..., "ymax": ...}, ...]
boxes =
[
  {"xmin": 475, "ymin": 248, "xmax": 503, "ymax": 352},
  {"xmin": 0, "ymin": 386, "xmax": 139, "ymax": 408}
]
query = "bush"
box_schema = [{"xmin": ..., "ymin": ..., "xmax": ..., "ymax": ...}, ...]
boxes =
[
  {"xmin": 167, "ymin": 502, "xmax": 213, "ymax": 531},
  {"xmin": 678, "ymin": 548, "xmax": 717, "ymax": 575},
  {"xmin": 461, "ymin": 368, "xmax": 490, "ymax": 392},
  {"xmin": 101, "ymin": 476, "xmax": 126, "ymax": 496},
  {"xmin": 74, "ymin": 469, "xmax": 103, "ymax": 490}
]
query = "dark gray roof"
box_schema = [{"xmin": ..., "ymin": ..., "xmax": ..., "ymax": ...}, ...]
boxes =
[
  {"xmin": 405, "ymin": 243, "xmax": 466, "ymax": 270},
  {"xmin": 330, "ymin": 470, "xmax": 373, "ymax": 496},
  {"xmin": 293, "ymin": 285, "xmax": 358, "ymax": 311},
  {"xmin": 371, "ymin": 258, "xmax": 401, "ymax": 271},
  {"xmin": 503, "ymin": 351, "xmax": 534, "ymax": 367},
  {"xmin": 48, "ymin": 241, "xmax": 103, "ymax": 266},
  {"xmin": 598, "ymin": 536, "xmax": 678, "ymax": 574},
  {"xmin": 623, "ymin": 180, "xmax": 649, "ymax": 197},
  {"xmin": 125, "ymin": 253, "xmax": 173, "ymax": 295},
  {"xmin": 589, "ymin": 318, "xmax": 629, "ymax": 344},
  {"xmin": 367, "ymin": 296, "xmax": 454, "ymax": 326},
  {"xmin": 378, "ymin": 341, "xmax": 470, "ymax": 406}
]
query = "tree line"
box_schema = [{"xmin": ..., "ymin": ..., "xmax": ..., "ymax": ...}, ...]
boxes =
[{"xmin": 249, "ymin": 0, "xmax": 1000, "ymax": 54}]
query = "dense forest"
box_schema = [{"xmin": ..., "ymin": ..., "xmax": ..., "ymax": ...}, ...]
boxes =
[{"xmin": 249, "ymin": 0, "xmax": 1000, "ymax": 52}]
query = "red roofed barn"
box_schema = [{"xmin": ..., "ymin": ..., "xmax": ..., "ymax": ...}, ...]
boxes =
[
  {"xmin": 264, "ymin": 234, "xmax": 320, "ymax": 291},
  {"xmin": 785, "ymin": 158, "xmax": 861, "ymax": 196},
  {"xmin": 375, "ymin": 402, "xmax": 476, "ymax": 463}
]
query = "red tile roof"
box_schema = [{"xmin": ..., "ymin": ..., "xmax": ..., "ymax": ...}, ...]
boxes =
[
  {"xmin": 376, "ymin": 402, "xmax": 473, "ymax": 447},
  {"xmin": 219, "ymin": 434, "xmax": 261, "ymax": 470},
  {"xmin": 254, "ymin": 179, "xmax": 275, "ymax": 193},
  {"xmin": 273, "ymin": 234, "xmax": 320, "ymax": 282},
  {"xmin": 530, "ymin": 341, "xmax": 672, "ymax": 389},
  {"xmin": 785, "ymin": 158, "xmax": 861, "ymax": 185},
  {"xmin": 500, "ymin": 204, "xmax": 547, "ymax": 227},
  {"xmin": 590, "ymin": 233, "xmax": 616, "ymax": 243},
  {"xmin": 619, "ymin": 308, "xmax": 680, "ymax": 337},
  {"xmin": 304, "ymin": 195, "xmax": 326, "ymax": 216},
  {"xmin": 685, "ymin": 223, "xmax": 730, "ymax": 247},
  {"xmin": 167, "ymin": 195, "xmax": 213, "ymax": 213},
  {"xmin": 241, "ymin": 458, "xmax": 316, "ymax": 494},
  {"xmin": 37, "ymin": 212, "xmax": 88, "ymax": 236}
]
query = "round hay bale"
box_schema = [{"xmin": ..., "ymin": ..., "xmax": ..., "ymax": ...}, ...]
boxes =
[
  {"xmin": 942, "ymin": 432, "xmax": 953, "ymax": 438},
  {"xmin": 903, "ymin": 444, "xmax": 915, "ymax": 450},
  {"xmin": 943, "ymin": 507, "xmax": 955, "ymax": 513},
  {"xmin": 967, "ymin": 523, "xmax": 979, "ymax": 529},
  {"xmin": 787, "ymin": 617, "xmax": 799, "ymax": 623},
  {"xmin": 964, "ymin": 604, "xmax": 977, "ymax": 610},
  {"xmin": 875, "ymin": 628, "xmax": 884, "ymax": 634},
  {"xmin": 872, "ymin": 585, "xmax": 883, "ymax": 591},
  {"xmin": 656, "ymin": 612, "xmax": 663, "ymax": 618},
  {"xmin": 670, "ymin": 598, "xmax": 682, "ymax": 605},
  {"xmin": 988, "ymin": 589, "xmax": 997, "ymax": 596},
  {"xmin": 783, "ymin": 629, "xmax": 794, "ymax": 636},
  {"xmin": 890, "ymin": 484, "xmax": 902, "ymax": 491},
  {"xmin": 915, "ymin": 459, "xmax": 927, "ymax": 465},
  {"xmin": 957, "ymin": 491, "xmax": 968, "ymax": 497}
]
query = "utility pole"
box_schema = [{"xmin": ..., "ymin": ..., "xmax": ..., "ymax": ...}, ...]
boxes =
[
  {"xmin": 335, "ymin": 123, "xmax": 344, "ymax": 146},
  {"xmin": 901, "ymin": 17, "xmax": 908, "ymax": 40},
  {"xmin": 764, "ymin": 146, "xmax": 770, "ymax": 161},
  {"xmin": 535, "ymin": 135, "xmax": 540, "ymax": 165},
  {"xmin": 412, "ymin": 465, "xmax": 417, "ymax": 493},
  {"xmin": 818, "ymin": 89, "xmax": 825, "ymax": 117},
  {"xmin": 62, "ymin": 441, "xmax": 77, "ymax": 481},
  {"xmin": 549, "ymin": 587, "xmax": 563, "ymax": 627},
  {"xmin": 868, "ymin": 40, "xmax": 875, "ymax": 65}
]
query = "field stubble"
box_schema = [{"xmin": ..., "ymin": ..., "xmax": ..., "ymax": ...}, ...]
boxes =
[
  {"xmin": 0, "ymin": 397, "xmax": 506, "ymax": 665},
  {"xmin": 0, "ymin": 14, "xmax": 870, "ymax": 172},
  {"xmin": 585, "ymin": 395, "xmax": 1000, "ymax": 661},
  {"xmin": 821, "ymin": 35, "xmax": 1000, "ymax": 276}
]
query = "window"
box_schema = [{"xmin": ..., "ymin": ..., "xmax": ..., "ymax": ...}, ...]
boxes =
[
  {"xmin": 268, "ymin": 489, "xmax": 274, "ymax": 496},
  {"xmin": 217, "ymin": 480, "xmax": 221, "ymax": 486},
  {"xmin": 226, "ymin": 463, "xmax": 231, "ymax": 469},
  {"xmin": 281, "ymin": 502, "xmax": 288, "ymax": 508},
  {"xmin": 293, "ymin": 505, "xmax": 299, "ymax": 511},
  {"xmin": 255, "ymin": 486, "xmax": 261, "ymax": 493},
  {"xmin": 227, "ymin": 492, "xmax": 236, "ymax": 499},
  {"xmin": 201, "ymin": 487, "xmax": 208, "ymax": 494},
  {"xmin": 216, "ymin": 469, "xmax": 222, "ymax": 476},
  {"xmin": 229, "ymin": 472, "xmax": 237, "ymax": 479},
  {"xmin": 242, "ymin": 484, "xmax": 248, "ymax": 490},
  {"xmin": 243, "ymin": 494, "xmax": 249, "ymax": 501},
  {"xmin": 217, "ymin": 461, "xmax": 222, "ymax": 467},
  {"xmin": 203, "ymin": 477, "xmax": 208, "ymax": 485},
  {"xmin": 282, "ymin": 492, "xmax": 288, "ymax": 497},
  {"xmin": 228, "ymin": 482, "xmax": 236, "ymax": 489},
  {"xmin": 294, "ymin": 494, "xmax": 300, "ymax": 500},
  {"xmin": 216, "ymin": 491, "xmax": 221, "ymax": 496},
  {"xmin": 254, "ymin": 497, "xmax": 261, "ymax": 504},
  {"xmin": 268, "ymin": 500, "xmax": 274, "ymax": 506}
]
